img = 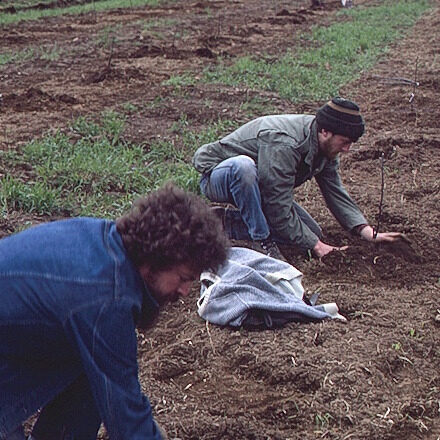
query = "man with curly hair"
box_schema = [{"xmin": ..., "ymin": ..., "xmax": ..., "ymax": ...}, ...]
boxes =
[{"xmin": 0, "ymin": 183, "xmax": 228, "ymax": 440}]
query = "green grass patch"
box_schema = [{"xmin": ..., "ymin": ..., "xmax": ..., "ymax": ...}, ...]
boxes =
[
  {"xmin": 0, "ymin": 44, "xmax": 66, "ymax": 67},
  {"xmin": 0, "ymin": 48, "xmax": 34, "ymax": 66},
  {"xmin": 1, "ymin": 0, "xmax": 54, "ymax": 8},
  {"xmin": 162, "ymin": 73, "xmax": 198, "ymax": 88},
  {"xmin": 0, "ymin": 175, "xmax": 63, "ymax": 215},
  {"xmin": 202, "ymin": 0, "xmax": 430, "ymax": 101},
  {"xmin": 0, "ymin": 0, "xmax": 166, "ymax": 26},
  {"xmin": 0, "ymin": 112, "xmax": 237, "ymax": 220}
]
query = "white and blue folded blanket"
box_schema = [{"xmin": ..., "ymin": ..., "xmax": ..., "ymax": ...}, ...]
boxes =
[{"xmin": 197, "ymin": 247, "xmax": 346, "ymax": 328}]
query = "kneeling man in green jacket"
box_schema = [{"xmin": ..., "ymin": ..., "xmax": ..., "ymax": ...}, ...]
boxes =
[{"xmin": 192, "ymin": 96, "xmax": 402, "ymax": 260}]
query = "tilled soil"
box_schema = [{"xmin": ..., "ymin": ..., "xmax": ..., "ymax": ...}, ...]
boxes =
[{"xmin": 1, "ymin": 0, "xmax": 439, "ymax": 439}]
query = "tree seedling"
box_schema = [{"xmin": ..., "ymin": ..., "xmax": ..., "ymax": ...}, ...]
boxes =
[{"xmin": 374, "ymin": 152, "xmax": 385, "ymax": 239}]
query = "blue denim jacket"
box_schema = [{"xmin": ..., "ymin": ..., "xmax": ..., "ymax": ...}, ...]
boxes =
[{"xmin": 0, "ymin": 218, "xmax": 162, "ymax": 439}]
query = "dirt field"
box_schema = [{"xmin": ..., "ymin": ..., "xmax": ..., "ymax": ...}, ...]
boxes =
[{"xmin": 1, "ymin": 0, "xmax": 439, "ymax": 439}]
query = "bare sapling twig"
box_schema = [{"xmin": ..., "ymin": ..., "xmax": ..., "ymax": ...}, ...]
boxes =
[
  {"xmin": 171, "ymin": 21, "xmax": 185, "ymax": 50},
  {"xmin": 374, "ymin": 152, "xmax": 385, "ymax": 240},
  {"xmin": 171, "ymin": 26, "xmax": 177, "ymax": 49},
  {"xmin": 205, "ymin": 320, "xmax": 216, "ymax": 354},
  {"xmin": 89, "ymin": 37, "xmax": 115, "ymax": 83},
  {"xmin": 106, "ymin": 37, "xmax": 115, "ymax": 72},
  {"xmin": 409, "ymin": 56, "xmax": 419, "ymax": 111},
  {"xmin": 215, "ymin": 15, "xmax": 222, "ymax": 41}
]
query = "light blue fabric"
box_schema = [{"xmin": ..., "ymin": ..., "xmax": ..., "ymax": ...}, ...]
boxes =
[
  {"xmin": 198, "ymin": 247, "xmax": 345, "ymax": 327},
  {"xmin": 0, "ymin": 218, "xmax": 162, "ymax": 440}
]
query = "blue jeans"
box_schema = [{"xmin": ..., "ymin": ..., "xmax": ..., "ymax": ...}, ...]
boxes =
[{"xmin": 200, "ymin": 155, "xmax": 322, "ymax": 242}]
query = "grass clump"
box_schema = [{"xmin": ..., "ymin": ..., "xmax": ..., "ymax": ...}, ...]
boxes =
[
  {"xmin": 0, "ymin": 0, "xmax": 166, "ymax": 26},
  {"xmin": 0, "ymin": 112, "xmax": 236, "ymax": 220},
  {"xmin": 203, "ymin": 0, "xmax": 430, "ymax": 101},
  {"xmin": 0, "ymin": 112, "xmax": 145, "ymax": 217},
  {"xmin": 0, "ymin": 45, "xmax": 65, "ymax": 67},
  {"xmin": 0, "ymin": 175, "xmax": 62, "ymax": 215},
  {"xmin": 0, "ymin": 48, "xmax": 34, "ymax": 66}
]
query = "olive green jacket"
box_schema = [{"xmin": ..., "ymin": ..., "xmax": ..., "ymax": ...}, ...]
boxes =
[{"xmin": 192, "ymin": 114, "xmax": 367, "ymax": 249}]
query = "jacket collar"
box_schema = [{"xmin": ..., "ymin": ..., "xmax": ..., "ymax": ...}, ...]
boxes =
[
  {"xmin": 303, "ymin": 118, "xmax": 320, "ymax": 167},
  {"xmin": 302, "ymin": 118, "xmax": 335, "ymax": 174}
]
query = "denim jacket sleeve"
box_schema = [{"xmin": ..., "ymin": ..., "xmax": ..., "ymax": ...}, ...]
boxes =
[
  {"xmin": 64, "ymin": 299, "xmax": 163, "ymax": 440},
  {"xmin": 257, "ymin": 130, "xmax": 320, "ymax": 249},
  {"xmin": 315, "ymin": 159, "xmax": 367, "ymax": 231}
]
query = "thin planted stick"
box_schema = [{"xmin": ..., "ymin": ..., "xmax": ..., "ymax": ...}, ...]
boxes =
[
  {"xmin": 374, "ymin": 152, "xmax": 385, "ymax": 239},
  {"xmin": 413, "ymin": 57, "xmax": 419, "ymax": 94},
  {"xmin": 205, "ymin": 320, "xmax": 216, "ymax": 355},
  {"xmin": 409, "ymin": 57, "xmax": 419, "ymax": 108},
  {"xmin": 106, "ymin": 37, "xmax": 115, "ymax": 71}
]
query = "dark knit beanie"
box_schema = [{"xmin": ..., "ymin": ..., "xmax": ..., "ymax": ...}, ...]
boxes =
[{"xmin": 316, "ymin": 96, "xmax": 365, "ymax": 142}]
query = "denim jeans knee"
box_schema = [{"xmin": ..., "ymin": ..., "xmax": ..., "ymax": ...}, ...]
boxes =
[
  {"xmin": 200, "ymin": 155, "xmax": 257, "ymax": 204},
  {"xmin": 230, "ymin": 155, "xmax": 258, "ymax": 188},
  {"xmin": 200, "ymin": 156, "xmax": 270, "ymax": 240}
]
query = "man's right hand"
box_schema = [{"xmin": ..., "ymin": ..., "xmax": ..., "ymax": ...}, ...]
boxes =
[
  {"xmin": 312, "ymin": 240, "xmax": 348, "ymax": 258},
  {"xmin": 359, "ymin": 225, "xmax": 403, "ymax": 243}
]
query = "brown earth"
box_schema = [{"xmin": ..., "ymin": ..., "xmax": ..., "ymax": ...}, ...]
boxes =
[{"xmin": 1, "ymin": 0, "xmax": 439, "ymax": 439}]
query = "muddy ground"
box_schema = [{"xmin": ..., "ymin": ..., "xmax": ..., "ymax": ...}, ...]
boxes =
[{"xmin": 1, "ymin": 0, "xmax": 439, "ymax": 438}]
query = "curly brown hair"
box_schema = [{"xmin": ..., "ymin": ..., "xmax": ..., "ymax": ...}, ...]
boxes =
[{"xmin": 116, "ymin": 183, "xmax": 229, "ymax": 273}]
